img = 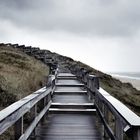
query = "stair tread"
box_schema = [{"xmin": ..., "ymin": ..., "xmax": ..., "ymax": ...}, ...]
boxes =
[
  {"xmin": 49, "ymin": 108, "xmax": 96, "ymax": 111},
  {"xmin": 51, "ymin": 103, "xmax": 94, "ymax": 105}
]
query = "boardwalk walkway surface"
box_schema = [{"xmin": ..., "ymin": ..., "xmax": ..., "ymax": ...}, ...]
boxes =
[{"xmin": 36, "ymin": 72, "xmax": 102, "ymax": 140}]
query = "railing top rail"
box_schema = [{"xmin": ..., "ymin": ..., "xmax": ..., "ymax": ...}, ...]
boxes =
[
  {"xmin": 0, "ymin": 86, "xmax": 52, "ymax": 135},
  {"xmin": 88, "ymin": 75, "xmax": 97, "ymax": 79},
  {"xmin": 98, "ymin": 88, "xmax": 140, "ymax": 126},
  {"xmin": 0, "ymin": 87, "xmax": 48, "ymax": 122}
]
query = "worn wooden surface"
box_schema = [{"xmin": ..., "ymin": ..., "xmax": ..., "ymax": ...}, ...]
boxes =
[
  {"xmin": 36, "ymin": 113, "xmax": 101, "ymax": 140},
  {"xmin": 53, "ymin": 81, "xmax": 91, "ymax": 104},
  {"xmin": 36, "ymin": 73, "xmax": 102, "ymax": 140}
]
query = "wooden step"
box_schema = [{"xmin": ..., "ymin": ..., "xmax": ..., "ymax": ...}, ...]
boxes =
[
  {"xmin": 55, "ymin": 83, "xmax": 84, "ymax": 87},
  {"xmin": 49, "ymin": 108, "xmax": 96, "ymax": 114},
  {"xmin": 51, "ymin": 103, "xmax": 94, "ymax": 105},
  {"xmin": 36, "ymin": 113, "xmax": 102, "ymax": 140},
  {"xmin": 57, "ymin": 77, "xmax": 77, "ymax": 80},
  {"xmin": 50, "ymin": 103, "xmax": 95, "ymax": 109},
  {"xmin": 57, "ymin": 73, "xmax": 76, "ymax": 77},
  {"xmin": 57, "ymin": 74, "xmax": 77, "ymax": 78},
  {"xmin": 53, "ymin": 91, "xmax": 87, "ymax": 94}
]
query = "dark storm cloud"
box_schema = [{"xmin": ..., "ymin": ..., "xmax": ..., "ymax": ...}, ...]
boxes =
[{"xmin": 0, "ymin": 0, "xmax": 140, "ymax": 37}]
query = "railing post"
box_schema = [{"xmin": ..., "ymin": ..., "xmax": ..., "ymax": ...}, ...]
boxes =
[
  {"xmin": 30, "ymin": 104, "xmax": 37, "ymax": 139},
  {"xmin": 14, "ymin": 117, "xmax": 23, "ymax": 140},
  {"xmin": 40, "ymin": 98, "xmax": 47, "ymax": 124},
  {"xmin": 82, "ymin": 69, "xmax": 88, "ymax": 84},
  {"xmin": 103, "ymin": 105, "xmax": 110, "ymax": 139},
  {"xmin": 79, "ymin": 68, "xmax": 84, "ymax": 81},
  {"xmin": 133, "ymin": 128, "xmax": 140, "ymax": 140},
  {"xmin": 86, "ymin": 76, "xmax": 91, "ymax": 100},
  {"xmin": 51, "ymin": 76, "xmax": 55, "ymax": 97},
  {"xmin": 115, "ymin": 117, "xmax": 124, "ymax": 140}
]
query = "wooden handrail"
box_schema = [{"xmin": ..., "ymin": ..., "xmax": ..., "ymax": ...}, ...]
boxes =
[
  {"xmin": 0, "ymin": 75, "xmax": 54, "ymax": 140},
  {"xmin": 95, "ymin": 88, "xmax": 140, "ymax": 140},
  {"xmin": 0, "ymin": 87, "xmax": 47, "ymax": 122},
  {"xmin": 98, "ymin": 88, "xmax": 140, "ymax": 126}
]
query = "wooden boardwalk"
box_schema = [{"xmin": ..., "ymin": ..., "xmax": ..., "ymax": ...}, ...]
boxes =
[
  {"xmin": 0, "ymin": 44, "xmax": 140, "ymax": 140},
  {"xmin": 0, "ymin": 69, "xmax": 140, "ymax": 140},
  {"xmin": 36, "ymin": 73, "xmax": 102, "ymax": 140}
]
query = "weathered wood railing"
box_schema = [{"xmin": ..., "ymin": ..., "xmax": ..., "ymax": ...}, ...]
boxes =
[
  {"xmin": 72, "ymin": 68, "xmax": 140, "ymax": 140},
  {"xmin": 0, "ymin": 76, "xmax": 55, "ymax": 140}
]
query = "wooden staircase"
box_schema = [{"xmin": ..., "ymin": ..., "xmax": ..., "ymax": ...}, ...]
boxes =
[{"xmin": 36, "ymin": 72, "xmax": 102, "ymax": 140}]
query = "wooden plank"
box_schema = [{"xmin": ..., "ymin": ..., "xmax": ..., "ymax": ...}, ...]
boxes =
[
  {"xmin": 57, "ymin": 77, "xmax": 77, "ymax": 80},
  {"xmin": 51, "ymin": 103, "xmax": 94, "ymax": 105},
  {"xmin": 54, "ymin": 91, "xmax": 87, "ymax": 94},
  {"xmin": 56, "ymin": 83, "xmax": 84, "ymax": 87},
  {"xmin": 36, "ymin": 135, "xmax": 101, "ymax": 140},
  {"xmin": 55, "ymin": 84, "xmax": 83, "ymax": 89},
  {"xmin": 36, "ymin": 113, "xmax": 102, "ymax": 140},
  {"xmin": 49, "ymin": 108, "xmax": 96, "ymax": 112},
  {"xmin": 56, "ymin": 79, "xmax": 81, "ymax": 84},
  {"xmin": 50, "ymin": 103, "xmax": 95, "ymax": 109},
  {"xmin": 52, "ymin": 94, "xmax": 91, "ymax": 103},
  {"xmin": 57, "ymin": 73, "xmax": 76, "ymax": 77}
]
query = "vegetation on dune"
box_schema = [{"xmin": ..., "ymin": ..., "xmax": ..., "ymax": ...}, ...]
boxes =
[
  {"xmin": 0, "ymin": 46, "xmax": 49, "ymax": 109},
  {"xmin": 57, "ymin": 58, "xmax": 140, "ymax": 116}
]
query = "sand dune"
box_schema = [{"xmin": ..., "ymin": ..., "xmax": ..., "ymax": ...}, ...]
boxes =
[{"xmin": 113, "ymin": 75, "xmax": 140, "ymax": 90}]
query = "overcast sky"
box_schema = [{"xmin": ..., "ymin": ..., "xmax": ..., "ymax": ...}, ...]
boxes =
[{"xmin": 0, "ymin": 0, "xmax": 140, "ymax": 72}]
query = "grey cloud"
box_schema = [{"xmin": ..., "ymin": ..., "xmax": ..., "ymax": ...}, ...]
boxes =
[{"xmin": 0, "ymin": 0, "xmax": 140, "ymax": 37}]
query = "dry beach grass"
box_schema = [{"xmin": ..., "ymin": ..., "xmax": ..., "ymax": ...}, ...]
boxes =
[{"xmin": 0, "ymin": 46, "xmax": 49, "ymax": 108}]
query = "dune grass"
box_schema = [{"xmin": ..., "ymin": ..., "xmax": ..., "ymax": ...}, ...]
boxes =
[{"xmin": 0, "ymin": 46, "xmax": 49, "ymax": 108}]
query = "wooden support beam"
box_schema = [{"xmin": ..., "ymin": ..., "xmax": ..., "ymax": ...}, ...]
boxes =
[
  {"xmin": 133, "ymin": 128, "xmax": 140, "ymax": 140},
  {"xmin": 14, "ymin": 117, "xmax": 23, "ymax": 140}
]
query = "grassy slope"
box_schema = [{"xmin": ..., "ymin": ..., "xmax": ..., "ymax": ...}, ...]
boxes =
[{"xmin": 0, "ymin": 46, "xmax": 49, "ymax": 109}]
